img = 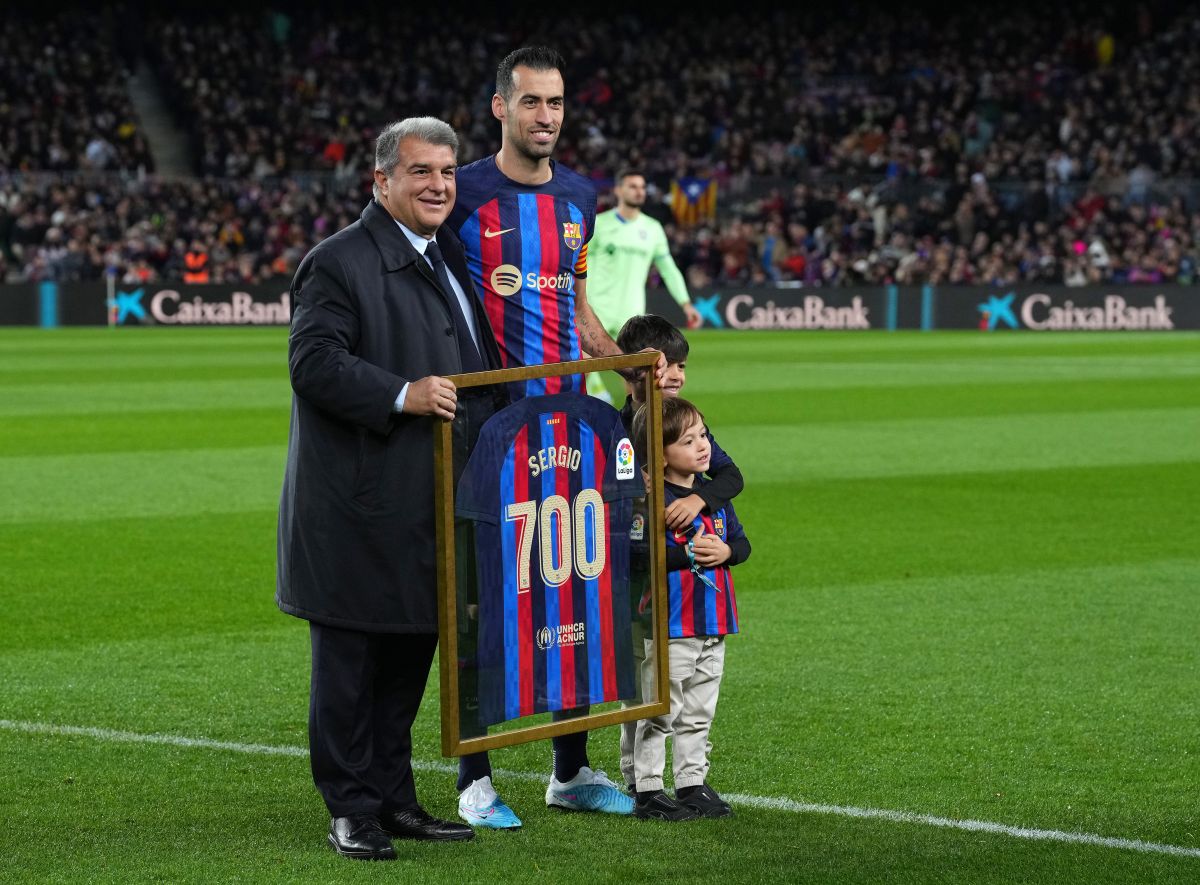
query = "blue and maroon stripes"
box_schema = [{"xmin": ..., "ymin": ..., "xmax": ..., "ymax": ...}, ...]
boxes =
[
  {"xmin": 456, "ymin": 187, "xmax": 588, "ymax": 399},
  {"xmin": 467, "ymin": 396, "xmax": 637, "ymax": 726},
  {"xmin": 498, "ymin": 426, "xmax": 535, "ymax": 722},
  {"xmin": 665, "ymin": 510, "xmax": 741, "ymax": 640}
]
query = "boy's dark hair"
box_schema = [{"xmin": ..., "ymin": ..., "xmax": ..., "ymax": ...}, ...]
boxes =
[
  {"xmin": 496, "ymin": 47, "xmax": 565, "ymax": 103},
  {"xmin": 616, "ymin": 314, "xmax": 689, "ymax": 365},
  {"xmin": 631, "ymin": 396, "xmax": 705, "ymax": 466}
]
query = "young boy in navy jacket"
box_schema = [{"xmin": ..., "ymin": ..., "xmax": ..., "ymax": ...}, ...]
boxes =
[
  {"xmin": 614, "ymin": 316, "xmax": 744, "ymax": 798},
  {"xmin": 629, "ymin": 397, "xmax": 751, "ymax": 820}
]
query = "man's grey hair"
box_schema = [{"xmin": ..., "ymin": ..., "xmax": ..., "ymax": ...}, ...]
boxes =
[{"xmin": 373, "ymin": 117, "xmax": 459, "ymax": 199}]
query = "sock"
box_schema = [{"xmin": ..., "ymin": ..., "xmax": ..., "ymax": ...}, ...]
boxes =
[
  {"xmin": 457, "ymin": 751, "xmax": 492, "ymax": 792},
  {"xmin": 551, "ymin": 731, "xmax": 589, "ymax": 782},
  {"xmin": 676, "ymin": 785, "xmax": 700, "ymax": 799},
  {"xmin": 636, "ymin": 790, "xmax": 661, "ymax": 803}
]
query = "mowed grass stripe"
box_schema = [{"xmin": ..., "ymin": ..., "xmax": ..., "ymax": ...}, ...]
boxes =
[
  {"xmin": 3, "ymin": 460, "xmax": 1192, "ymax": 651},
  {"xmin": 5, "ymin": 558, "xmax": 1193, "ymax": 743},
  {"xmin": 0, "ymin": 363, "xmax": 287, "ymax": 386},
  {"xmin": 0, "ymin": 326, "xmax": 287, "ymax": 354},
  {"xmin": 4, "ymin": 406, "xmax": 1193, "ymax": 523},
  {"xmin": 0, "ymin": 446, "xmax": 285, "ymax": 523},
  {"xmin": 721, "ymin": 558, "xmax": 1200, "ymax": 842},
  {"xmin": 3, "ymin": 559, "xmax": 1197, "ymax": 849},
  {"xmin": 715, "ymin": 407, "xmax": 1200, "ymax": 482},
  {"xmin": 7, "ymin": 736, "xmax": 1191, "ymax": 885},
  {"xmin": 685, "ymin": 355, "xmax": 1200, "ymax": 393},
  {"xmin": 0, "ymin": 347, "xmax": 283, "ymax": 375},
  {"xmin": 3, "ymin": 328, "xmax": 1198, "ymax": 883},
  {"xmin": 1, "ymin": 511, "xmax": 279, "ymax": 651},
  {"xmin": 1, "ymin": 409, "xmax": 289, "ymax": 457},
  {"xmin": 4, "ymin": 720, "xmax": 1199, "ymax": 862},
  {"xmin": 699, "ymin": 377, "xmax": 1200, "ymax": 427},
  {"xmin": 688, "ymin": 329, "xmax": 1200, "ymax": 360},
  {"xmin": 0, "ymin": 378, "xmax": 290, "ymax": 417},
  {"xmin": 746, "ymin": 461, "xmax": 1200, "ymax": 590}
]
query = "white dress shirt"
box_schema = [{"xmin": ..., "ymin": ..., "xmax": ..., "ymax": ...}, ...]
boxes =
[{"xmin": 392, "ymin": 221, "xmax": 481, "ymax": 413}]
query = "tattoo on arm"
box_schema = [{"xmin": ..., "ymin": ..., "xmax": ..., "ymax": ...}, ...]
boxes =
[
  {"xmin": 578, "ymin": 308, "xmax": 620, "ymax": 356},
  {"xmin": 575, "ymin": 278, "xmax": 621, "ymax": 357}
]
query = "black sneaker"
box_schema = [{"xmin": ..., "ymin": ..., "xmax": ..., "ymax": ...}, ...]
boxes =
[
  {"xmin": 677, "ymin": 783, "xmax": 733, "ymax": 819},
  {"xmin": 633, "ymin": 790, "xmax": 699, "ymax": 821}
]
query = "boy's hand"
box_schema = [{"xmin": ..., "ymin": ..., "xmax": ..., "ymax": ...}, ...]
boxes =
[
  {"xmin": 665, "ymin": 493, "xmax": 705, "ymax": 531},
  {"xmin": 618, "ymin": 349, "xmax": 666, "ymax": 386},
  {"xmin": 690, "ymin": 527, "xmax": 731, "ymax": 567},
  {"xmin": 646, "ymin": 348, "xmax": 668, "ymax": 386}
]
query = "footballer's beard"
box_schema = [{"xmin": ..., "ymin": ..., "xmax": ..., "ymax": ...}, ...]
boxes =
[{"xmin": 509, "ymin": 124, "xmax": 559, "ymax": 162}]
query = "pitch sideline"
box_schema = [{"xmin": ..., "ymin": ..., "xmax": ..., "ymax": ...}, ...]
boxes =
[{"xmin": 4, "ymin": 718, "xmax": 1199, "ymax": 861}]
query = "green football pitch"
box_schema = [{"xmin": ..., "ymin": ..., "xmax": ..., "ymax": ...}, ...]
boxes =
[{"xmin": 2, "ymin": 327, "xmax": 1198, "ymax": 884}]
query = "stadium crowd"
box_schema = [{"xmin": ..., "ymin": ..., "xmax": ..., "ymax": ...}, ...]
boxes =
[
  {"xmin": 3, "ymin": 1, "xmax": 1200, "ymax": 287},
  {"xmin": 0, "ymin": 8, "xmax": 154, "ymax": 176}
]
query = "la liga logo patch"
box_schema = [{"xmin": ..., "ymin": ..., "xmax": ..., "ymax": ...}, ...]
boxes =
[{"xmin": 615, "ymin": 438, "xmax": 635, "ymax": 480}]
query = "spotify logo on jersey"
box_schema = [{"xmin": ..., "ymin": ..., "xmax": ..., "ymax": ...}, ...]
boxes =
[{"xmin": 490, "ymin": 264, "xmax": 523, "ymax": 296}]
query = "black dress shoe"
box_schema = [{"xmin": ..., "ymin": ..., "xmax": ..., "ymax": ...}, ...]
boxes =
[
  {"xmin": 328, "ymin": 813, "xmax": 397, "ymax": 860},
  {"xmin": 381, "ymin": 807, "xmax": 475, "ymax": 842}
]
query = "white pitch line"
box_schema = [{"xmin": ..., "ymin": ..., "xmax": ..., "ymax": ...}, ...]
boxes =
[{"xmin": 4, "ymin": 718, "xmax": 1199, "ymax": 860}]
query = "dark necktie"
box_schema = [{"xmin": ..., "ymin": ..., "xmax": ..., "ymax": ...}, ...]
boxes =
[{"xmin": 425, "ymin": 240, "xmax": 484, "ymax": 373}]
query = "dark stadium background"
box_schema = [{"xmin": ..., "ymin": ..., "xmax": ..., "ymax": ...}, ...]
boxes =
[{"xmin": 4, "ymin": 0, "xmax": 1200, "ymax": 305}]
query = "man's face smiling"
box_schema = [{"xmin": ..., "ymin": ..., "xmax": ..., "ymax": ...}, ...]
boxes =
[
  {"xmin": 374, "ymin": 137, "xmax": 456, "ymax": 236},
  {"xmin": 494, "ymin": 65, "xmax": 564, "ymax": 162}
]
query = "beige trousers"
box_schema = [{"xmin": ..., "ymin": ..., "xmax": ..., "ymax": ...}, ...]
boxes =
[
  {"xmin": 633, "ymin": 635, "xmax": 726, "ymax": 792},
  {"xmin": 619, "ymin": 620, "xmax": 649, "ymax": 788}
]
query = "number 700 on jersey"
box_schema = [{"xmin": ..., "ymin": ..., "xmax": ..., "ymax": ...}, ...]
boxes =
[{"xmin": 504, "ymin": 490, "xmax": 608, "ymax": 593}]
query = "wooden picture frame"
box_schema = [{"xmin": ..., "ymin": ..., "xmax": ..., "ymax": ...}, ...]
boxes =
[{"xmin": 433, "ymin": 353, "xmax": 671, "ymax": 756}]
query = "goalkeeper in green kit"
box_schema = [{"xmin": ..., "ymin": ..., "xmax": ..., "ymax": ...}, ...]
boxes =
[{"xmin": 585, "ymin": 169, "xmax": 701, "ymax": 400}]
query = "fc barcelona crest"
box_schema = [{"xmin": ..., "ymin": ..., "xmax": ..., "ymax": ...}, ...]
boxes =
[
  {"xmin": 713, "ymin": 516, "xmax": 725, "ymax": 537},
  {"xmin": 562, "ymin": 222, "xmax": 583, "ymax": 250}
]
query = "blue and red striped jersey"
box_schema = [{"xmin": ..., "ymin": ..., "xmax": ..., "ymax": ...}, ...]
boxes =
[
  {"xmin": 659, "ymin": 481, "xmax": 745, "ymax": 639},
  {"xmin": 457, "ymin": 393, "xmax": 642, "ymax": 726},
  {"xmin": 449, "ymin": 157, "xmax": 597, "ymax": 400}
]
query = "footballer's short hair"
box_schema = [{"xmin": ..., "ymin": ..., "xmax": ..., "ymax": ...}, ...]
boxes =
[
  {"xmin": 496, "ymin": 46, "xmax": 565, "ymax": 103},
  {"xmin": 615, "ymin": 168, "xmax": 644, "ymax": 185},
  {"xmin": 632, "ymin": 396, "xmax": 705, "ymax": 466},
  {"xmin": 617, "ymin": 314, "xmax": 689, "ymax": 365}
]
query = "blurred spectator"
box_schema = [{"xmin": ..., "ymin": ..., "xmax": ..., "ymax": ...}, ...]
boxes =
[
  {"xmin": 5, "ymin": 2, "xmax": 1200, "ymax": 285},
  {"xmin": 0, "ymin": 10, "xmax": 154, "ymax": 173}
]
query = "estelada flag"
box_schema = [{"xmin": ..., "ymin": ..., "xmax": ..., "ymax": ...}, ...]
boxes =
[{"xmin": 669, "ymin": 177, "xmax": 717, "ymax": 227}]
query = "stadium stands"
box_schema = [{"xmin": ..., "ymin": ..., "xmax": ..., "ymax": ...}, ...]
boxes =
[
  {"xmin": 0, "ymin": 9, "xmax": 154, "ymax": 175},
  {"xmin": 3, "ymin": 2, "xmax": 1200, "ymax": 286}
]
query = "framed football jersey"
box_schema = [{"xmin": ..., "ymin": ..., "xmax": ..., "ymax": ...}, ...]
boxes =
[{"xmin": 432, "ymin": 353, "xmax": 671, "ymax": 756}]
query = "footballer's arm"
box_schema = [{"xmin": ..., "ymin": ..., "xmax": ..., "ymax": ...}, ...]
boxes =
[
  {"xmin": 576, "ymin": 277, "xmax": 667, "ymax": 381},
  {"xmin": 574, "ymin": 277, "xmax": 622, "ymax": 357}
]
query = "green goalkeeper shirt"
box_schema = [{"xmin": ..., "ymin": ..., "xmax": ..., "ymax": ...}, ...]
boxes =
[{"xmin": 587, "ymin": 209, "xmax": 691, "ymax": 335}]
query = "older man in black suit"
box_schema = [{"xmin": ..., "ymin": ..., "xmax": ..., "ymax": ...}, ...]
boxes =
[{"xmin": 277, "ymin": 117, "xmax": 503, "ymax": 860}]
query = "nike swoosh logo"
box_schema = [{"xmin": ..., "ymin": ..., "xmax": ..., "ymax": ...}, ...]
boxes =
[{"xmin": 484, "ymin": 227, "xmax": 515, "ymax": 238}]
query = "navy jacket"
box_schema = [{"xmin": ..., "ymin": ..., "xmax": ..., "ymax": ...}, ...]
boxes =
[{"xmin": 277, "ymin": 200, "xmax": 504, "ymax": 632}]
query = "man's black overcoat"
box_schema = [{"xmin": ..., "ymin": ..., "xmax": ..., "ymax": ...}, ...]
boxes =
[{"xmin": 276, "ymin": 200, "xmax": 503, "ymax": 632}]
